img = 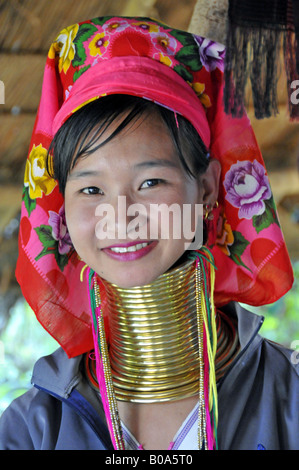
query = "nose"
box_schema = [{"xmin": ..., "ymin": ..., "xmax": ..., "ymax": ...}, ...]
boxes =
[
  {"xmin": 95, "ymin": 195, "xmax": 149, "ymax": 242},
  {"xmin": 115, "ymin": 195, "xmax": 148, "ymax": 240}
]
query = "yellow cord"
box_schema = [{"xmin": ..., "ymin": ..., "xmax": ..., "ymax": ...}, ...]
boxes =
[{"xmin": 80, "ymin": 264, "xmax": 88, "ymax": 282}]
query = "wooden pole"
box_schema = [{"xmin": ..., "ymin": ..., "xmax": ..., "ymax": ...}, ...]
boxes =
[{"xmin": 188, "ymin": 0, "xmax": 228, "ymax": 44}]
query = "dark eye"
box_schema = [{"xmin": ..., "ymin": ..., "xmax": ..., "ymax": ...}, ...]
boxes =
[
  {"xmin": 81, "ymin": 186, "xmax": 103, "ymax": 195},
  {"xmin": 140, "ymin": 179, "xmax": 163, "ymax": 189}
]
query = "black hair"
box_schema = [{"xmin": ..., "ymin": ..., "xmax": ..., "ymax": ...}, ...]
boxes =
[{"xmin": 47, "ymin": 94, "xmax": 210, "ymax": 195}]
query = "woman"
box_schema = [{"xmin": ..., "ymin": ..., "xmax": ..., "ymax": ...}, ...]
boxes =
[{"xmin": 0, "ymin": 16, "xmax": 297, "ymax": 450}]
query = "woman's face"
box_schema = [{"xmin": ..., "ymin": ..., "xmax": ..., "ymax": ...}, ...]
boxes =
[{"xmin": 65, "ymin": 111, "xmax": 219, "ymax": 287}]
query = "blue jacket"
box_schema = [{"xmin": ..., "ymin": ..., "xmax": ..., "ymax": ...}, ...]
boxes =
[{"xmin": 1, "ymin": 303, "xmax": 299, "ymax": 450}]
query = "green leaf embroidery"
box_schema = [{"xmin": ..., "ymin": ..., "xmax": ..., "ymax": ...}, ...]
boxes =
[
  {"xmin": 35, "ymin": 225, "xmax": 56, "ymax": 251},
  {"xmin": 54, "ymin": 249, "xmax": 70, "ymax": 272},
  {"xmin": 91, "ymin": 16, "xmax": 114, "ymax": 26},
  {"xmin": 175, "ymin": 44, "xmax": 202, "ymax": 71},
  {"xmin": 73, "ymin": 23, "xmax": 98, "ymax": 67},
  {"xmin": 173, "ymin": 64, "xmax": 193, "ymax": 83},
  {"xmin": 252, "ymin": 196, "xmax": 280, "ymax": 234},
  {"xmin": 22, "ymin": 186, "xmax": 36, "ymax": 217},
  {"xmin": 229, "ymin": 231, "xmax": 251, "ymax": 271},
  {"xmin": 73, "ymin": 65, "xmax": 91, "ymax": 82},
  {"xmin": 170, "ymin": 29, "xmax": 197, "ymax": 46},
  {"xmin": 34, "ymin": 225, "xmax": 69, "ymax": 272}
]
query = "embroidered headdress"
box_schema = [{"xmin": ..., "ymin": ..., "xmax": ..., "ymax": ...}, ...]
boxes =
[{"xmin": 16, "ymin": 16, "xmax": 293, "ymax": 358}]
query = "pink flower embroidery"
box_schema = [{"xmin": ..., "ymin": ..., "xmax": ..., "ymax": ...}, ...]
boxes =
[
  {"xmin": 194, "ymin": 36, "xmax": 225, "ymax": 72},
  {"xmin": 151, "ymin": 32, "xmax": 178, "ymax": 57},
  {"xmin": 132, "ymin": 21, "xmax": 159, "ymax": 33},
  {"xmin": 48, "ymin": 206, "xmax": 72, "ymax": 254},
  {"xmin": 102, "ymin": 19, "xmax": 129, "ymax": 34},
  {"xmin": 224, "ymin": 160, "xmax": 272, "ymax": 219}
]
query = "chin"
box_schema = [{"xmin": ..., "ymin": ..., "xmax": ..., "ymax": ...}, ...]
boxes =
[{"xmin": 99, "ymin": 267, "xmax": 165, "ymax": 289}]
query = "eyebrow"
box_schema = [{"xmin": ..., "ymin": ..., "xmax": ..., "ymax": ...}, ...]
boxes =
[
  {"xmin": 133, "ymin": 159, "xmax": 180, "ymax": 170},
  {"xmin": 67, "ymin": 170, "xmax": 102, "ymax": 180}
]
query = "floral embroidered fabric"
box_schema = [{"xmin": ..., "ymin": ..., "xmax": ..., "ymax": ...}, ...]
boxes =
[{"xmin": 16, "ymin": 16, "xmax": 293, "ymax": 357}]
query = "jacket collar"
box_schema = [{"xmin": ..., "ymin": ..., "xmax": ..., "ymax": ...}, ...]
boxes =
[{"xmin": 223, "ymin": 302, "xmax": 264, "ymax": 349}]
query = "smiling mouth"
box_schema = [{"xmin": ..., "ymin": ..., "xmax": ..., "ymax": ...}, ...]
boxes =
[
  {"xmin": 109, "ymin": 242, "xmax": 150, "ymax": 253},
  {"xmin": 102, "ymin": 240, "xmax": 157, "ymax": 261}
]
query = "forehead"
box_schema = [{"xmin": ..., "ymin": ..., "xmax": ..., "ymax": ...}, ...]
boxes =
[{"xmin": 71, "ymin": 109, "xmax": 180, "ymax": 170}]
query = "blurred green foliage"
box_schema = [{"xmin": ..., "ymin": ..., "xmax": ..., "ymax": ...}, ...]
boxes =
[
  {"xmin": 0, "ymin": 261, "xmax": 298, "ymax": 417},
  {"xmin": 0, "ymin": 300, "xmax": 57, "ymax": 416},
  {"xmin": 254, "ymin": 260, "xmax": 299, "ymax": 347}
]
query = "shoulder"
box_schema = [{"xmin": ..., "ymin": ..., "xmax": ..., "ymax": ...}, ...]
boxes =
[
  {"xmin": 258, "ymin": 337, "xmax": 299, "ymax": 384},
  {"xmin": 0, "ymin": 348, "xmax": 84, "ymax": 450},
  {"xmin": 218, "ymin": 322, "xmax": 299, "ymax": 449},
  {"xmin": 232, "ymin": 334, "xmax": 299, "ymax": 409},
  {"xmin": 230, "ymin": 302, "xmax": 299, "ymax": 382},
  {"xmin": 262, "ymin": 337, "xmax": 299, "ymax": 364},
  {"xmin": 0, "ymin": 386, "xmax": 61, "ymax": 449}
]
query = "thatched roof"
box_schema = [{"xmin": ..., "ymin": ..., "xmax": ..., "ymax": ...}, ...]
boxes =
[{"xmin": 0, "ymin": 0, "xmax": 298, "ymax": 316}]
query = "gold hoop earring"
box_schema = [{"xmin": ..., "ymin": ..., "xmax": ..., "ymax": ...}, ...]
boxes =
[
  {"xmin": 204, "ymin": 204, "xmax": 211, "ymax": 220},
  {"xmin": 204, "ymin": 201, "xmax": 218, "ymax": 221}
]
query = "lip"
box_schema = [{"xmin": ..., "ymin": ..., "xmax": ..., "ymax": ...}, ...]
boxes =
[{"xmin": 102, "ymin": 240, "xmax": 158, "ymax": 261}]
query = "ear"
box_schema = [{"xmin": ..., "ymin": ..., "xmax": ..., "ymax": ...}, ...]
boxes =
[{"xmin": 197, "ymin": 158, "xmax": 221, "ymax": 205}]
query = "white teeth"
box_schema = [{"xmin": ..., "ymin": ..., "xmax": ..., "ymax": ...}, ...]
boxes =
[{"xmin": 110, "ymin": 242, "xmax": 149, "ymax": 253}]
